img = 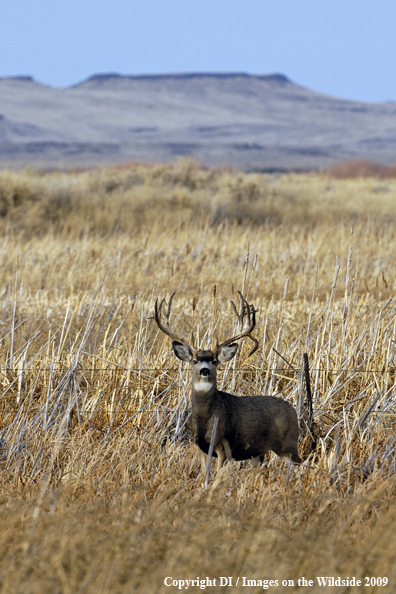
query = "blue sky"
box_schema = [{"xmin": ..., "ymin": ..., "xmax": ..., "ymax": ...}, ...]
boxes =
[{"xmin": 1, "ymin": 0, "xmax": 395, "ymax": 101}]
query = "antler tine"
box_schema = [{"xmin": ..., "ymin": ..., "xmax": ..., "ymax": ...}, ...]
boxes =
[
  {"xmin": 163, "ymin": 292, "xmax": 175, "ymax": 332},
  {"xmin": 216, "ymin": 292, "xmax": 259, "ymax": 357},
  {"xmin": 154, "ymin": 293, "xmax": 198, "ymax": 354}
]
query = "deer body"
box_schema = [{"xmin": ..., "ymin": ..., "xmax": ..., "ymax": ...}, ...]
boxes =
[
  {"xmin": 192, "ymin": 391, "xmax": 300, "ymax": 466},
  {"xmin": 154, "ymin": 293, "xmax": 301, "ymax": 474},
  {"xmin": 175, "ymin": 344, "xmax": 300, "ymax": 471}
]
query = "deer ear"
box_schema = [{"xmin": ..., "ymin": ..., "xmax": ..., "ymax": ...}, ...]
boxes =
[
  {"xmin": 172, "ymin": 341, "xmax": 194, "ymax": 363},
  {"xmin": 217, "ymin": 343, "xmax": 238, "ymax": 363}
]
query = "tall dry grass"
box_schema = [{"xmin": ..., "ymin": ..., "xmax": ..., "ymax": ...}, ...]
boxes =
[
  {"xmin": 1, "ymin": 159, "xmax": 396, "ymax": 592},
  {"xmin": 2, "ymin": 157, "xmax": 396, "ymax": 237}
]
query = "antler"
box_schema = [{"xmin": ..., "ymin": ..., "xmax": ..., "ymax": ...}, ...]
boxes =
[
  {"xmin": 216, "ymin": 292, "xmax": 259, "ymax": 357},
  {"xmin": 154, "ymin": 293, "xmax": 198, "ymax": 355}
]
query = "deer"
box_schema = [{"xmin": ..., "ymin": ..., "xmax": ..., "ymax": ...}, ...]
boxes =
[{"xmin": 154, "ymin": 293, "xmax": 301, "ymax": 473}]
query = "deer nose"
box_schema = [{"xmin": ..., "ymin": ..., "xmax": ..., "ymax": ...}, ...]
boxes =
[{"xmin": 199, "ymin": 367, "xmax": 210, "ymax": 377}]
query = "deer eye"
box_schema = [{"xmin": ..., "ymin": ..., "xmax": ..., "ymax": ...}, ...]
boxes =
[{"xmin": 193, "ymin": 359, "xmax": 198, "ymax": 365}]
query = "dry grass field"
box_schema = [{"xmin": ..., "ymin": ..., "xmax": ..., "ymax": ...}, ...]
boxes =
[{"xmin": 1, "ymin": 159, "xmax": 396, "ymax": 593}]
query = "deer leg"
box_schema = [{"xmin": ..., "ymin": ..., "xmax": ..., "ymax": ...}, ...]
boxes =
[
  {"xmin": 291, "ymin": 451, "xmax": 301, "ymax": 464},
  {"xmin": 199, "ymin": 450, "xmax": 208, "ymax": 474},
  {"xmin": 251, "ymin": 455, "xmax": 264, "ymax": 468},
  {"xmin": 200, "ymin": 448, "xmax": 225, "ymax": 473},
  {"xmin": 279, "ymin": 451, "xmax": 301, "ymax": 465},
  {"xmin": 222, "ymin": 439, "xmax": 235, "ymax": 463},
  {"xmin": 215, "ymin": 446, "xmax": 225, "ymax": 471}
]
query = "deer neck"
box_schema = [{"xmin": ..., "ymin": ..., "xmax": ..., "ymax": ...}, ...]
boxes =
[
  {"xmin": 191, "ymin": 374, "xmax": 217, "ymax": 415},
  {"xmin": 191, "ymin": 385, "xmax": 218, "ymax": 426}
]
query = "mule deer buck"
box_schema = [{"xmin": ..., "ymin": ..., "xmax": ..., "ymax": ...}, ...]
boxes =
[{"xmin": 154, "ymin": 293, "xmax": 300, "ymax": 472}]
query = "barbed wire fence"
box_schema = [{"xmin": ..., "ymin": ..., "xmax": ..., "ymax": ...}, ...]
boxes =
[{"xmin": 1, "ymin": 353, "xmax": 396, "ymax": 432}]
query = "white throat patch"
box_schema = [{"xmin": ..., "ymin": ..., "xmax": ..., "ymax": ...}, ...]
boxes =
[{"xmin": 193, "ymin": 380, "xmax": 213, "ymax": 393}]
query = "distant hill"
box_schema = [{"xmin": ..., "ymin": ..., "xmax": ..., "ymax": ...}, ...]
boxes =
[{"xmin": 1, "ymin": 72, "xmax": 396, "ymax": 170}]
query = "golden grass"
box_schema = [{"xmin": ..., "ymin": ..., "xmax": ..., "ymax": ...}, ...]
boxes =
[
  {"xmin": 1, "ymin": 159, "xmax": 396, "ymax": 592},
  {"xmin": 3, "ymin": 157, "xmax": 396, "ymax": 237}
]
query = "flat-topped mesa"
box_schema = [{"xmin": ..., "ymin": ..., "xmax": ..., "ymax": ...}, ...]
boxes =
[{"xmin": 154, "ymin": 293, "xmax": 300, "ymax": 474}]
